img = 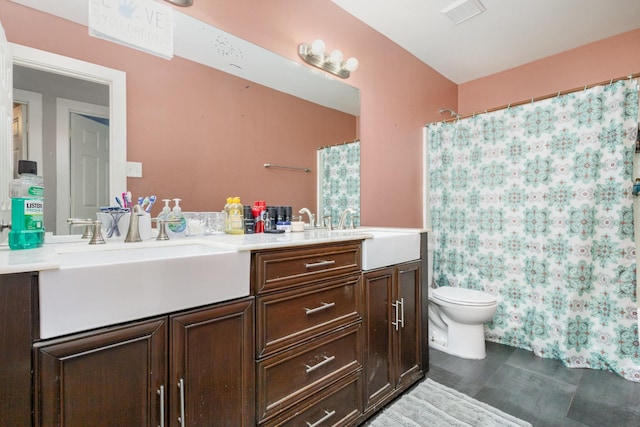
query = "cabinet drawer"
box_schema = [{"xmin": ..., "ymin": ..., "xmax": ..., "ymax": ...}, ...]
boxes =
[
  {"xmin": 257, "ymin": 323, "xmax": 362, "ymax": 423},
  {"xmin": 253, "ymin": 242, "xmax": 361, "ymax": 293},
  {"xmin": 256, "ymin": 275, "xmax": 361, "ymax": 356},
  {"xmin": 262, "ymin": 371, "xmax": 362, "ymax": 427}
]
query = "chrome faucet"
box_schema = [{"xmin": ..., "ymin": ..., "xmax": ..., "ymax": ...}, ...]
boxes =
[
  {"xmin": 67, "ymin": 218, "xmax": 105, "ymax": 244},
  {"xmin": 124, "ymin": 205, "xmax": 145, "ymax": 243},
  {"xmin": 298, "ymin": 208, "xmax": 315, "ymax": 228},
  {"xmin": 337, "ymin": 208, "xmax": 357, "ymax": 229}
]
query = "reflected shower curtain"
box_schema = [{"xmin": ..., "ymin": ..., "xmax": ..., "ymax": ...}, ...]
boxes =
[
  {"xmin": 428, "ymin": 80, "xmax": 640, "ymax": 381},
  {"xmin": 319, "ymin": 141, "xmax": 360, "ymax": 227}
]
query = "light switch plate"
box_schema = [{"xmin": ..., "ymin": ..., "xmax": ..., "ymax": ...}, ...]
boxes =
[{"xmin": 126, "ymin": 161, "xmax": 143, "ymax": 178}]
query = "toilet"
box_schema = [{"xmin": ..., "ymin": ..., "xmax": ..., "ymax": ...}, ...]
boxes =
[{"xmin": 428, "ymin": 286, "xmax": 498, "ymax": 359}]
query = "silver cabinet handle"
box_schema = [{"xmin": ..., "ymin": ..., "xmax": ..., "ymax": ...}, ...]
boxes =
[
  {"xmin": 304, "ymin": 260, "xmax": 336, "ymax": 269},
  {"xmin": 178, "ymin": 378, "xmax": 186, "ymax": 427},
  {"xmin": 306, "ymin": 410, "xmax": 336, "ymax": 427},
  {"xmin": 304, "ymin": 302, "xmax": 335, "ymax": 315},
  {"xmin": 157, "ymin": 385, "xmax": 165, "ymax": 427},
  {"xmin": 305, "ymin": 355, "xmax": 336, "ymax": 373},
  {"xmin": 391, "ymin": 300, "xmax": 400, "ymax": 331},
  {"xmin": 398, "ymin": 297, "xmax": 405, "ymax": 328}
]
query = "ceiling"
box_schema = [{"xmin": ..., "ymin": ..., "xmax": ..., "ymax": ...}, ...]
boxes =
[{"xmin": 332, "ymin": 0, "xmax": 640, "ymax": 84}]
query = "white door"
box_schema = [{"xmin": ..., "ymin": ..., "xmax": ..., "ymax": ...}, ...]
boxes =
[
  {"xmin": 12, "ymin": 103, "xmax": 26, "ymax": 178},
  {"xmin": 70, "ymin": 112, "xmax": 109, "ymax": 221}
]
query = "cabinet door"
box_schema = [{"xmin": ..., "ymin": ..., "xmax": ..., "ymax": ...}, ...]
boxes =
[
  {"xmin": 0, "ymin": 272, "xmax": 37, "ymax": 427},
  {"xmin": 170, "ymin": 298, "xmax": 254, "ymax": 427},
  {"xmin": 362, "ymin": 267, "xmax": 395, "ymax": 410},
  {"xmin": 396, "ymin": 261, "xmax": 422, "ymax": 389},
  {"xmin": 35, "ymin": 318, "xmax": 167, "ymax": 427}
]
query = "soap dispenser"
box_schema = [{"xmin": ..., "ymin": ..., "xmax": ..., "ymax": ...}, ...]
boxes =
[
  {"xmin": 167, "ymin": 198, "xmax": 187, "ymax": 238},
  {"xmin": 158, "ymin": 199, "xmax": 171, "ymax": 220}
]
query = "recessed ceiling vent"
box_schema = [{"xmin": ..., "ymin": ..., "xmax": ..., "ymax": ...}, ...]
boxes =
[{"xmin": 441, "ymin": 0, "xmax": 486, "ymax": 25}]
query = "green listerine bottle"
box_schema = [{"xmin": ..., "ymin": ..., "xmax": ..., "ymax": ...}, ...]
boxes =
[{"xmin": 9, "ymin": 160, "xmax": 45, "ymax": 250}]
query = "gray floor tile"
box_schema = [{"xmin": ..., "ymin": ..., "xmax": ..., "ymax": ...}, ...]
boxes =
[
  {"xmin": 428, "ymin": 342, "xmax": 640, "ymax": 427},
  {"xmin": 476, "ymin": 364, "xmax": 577, "ymax": 427}
]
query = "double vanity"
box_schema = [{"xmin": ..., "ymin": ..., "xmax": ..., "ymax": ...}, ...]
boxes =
[{"xmin": 0, "ymin": 227, "xmax": 429, "ymax": 426}]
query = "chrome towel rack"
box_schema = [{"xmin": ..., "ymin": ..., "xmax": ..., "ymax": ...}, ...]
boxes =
[{"xmin": 264, "ymin": 163, "xmax": 311, "ymax": 173}]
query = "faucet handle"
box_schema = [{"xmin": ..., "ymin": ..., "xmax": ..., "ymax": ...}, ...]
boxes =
[
  {"xmin": 349, "ymin": 215, "xmax": 359, "ymax": 229},
  {"xmin": 67, "ymin": 218, "xmax": 105, "ymax": 245},
  {"xmin": 322, "ymin": 215, "xmax": 333, "ymax": 231},
  {"xmin": 152, "ymin": 217, "xmax": 183, "ymax": 241}
]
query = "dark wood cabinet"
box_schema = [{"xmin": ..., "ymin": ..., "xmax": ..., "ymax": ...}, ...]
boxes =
[
  {"xmin": 362, "ymin": 260, "xmax": 423, "ymax": 413},
  {"xmin": 34, "ymin": 297, "xmax": 254, "ymax": 427},
  {"xmin": 0, "ymin": 272, "xmax": 38, "ymax": 427},
  {"xmin": 252, "ymin": 241, "xmax": 364, "ymax": 425},
  {"xmin": 170, "ymin": 298, "xmax": 254, "ymax": 427}
]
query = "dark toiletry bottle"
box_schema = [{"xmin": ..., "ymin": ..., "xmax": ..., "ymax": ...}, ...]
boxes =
[{"xmin": 244, "ymin": 206, "xmax": 255, "ymax": 233}]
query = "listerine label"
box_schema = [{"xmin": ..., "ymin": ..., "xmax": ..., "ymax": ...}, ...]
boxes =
[{"xmin": 21, "ymin": 198, "xmax": 44, "ymax": 230}]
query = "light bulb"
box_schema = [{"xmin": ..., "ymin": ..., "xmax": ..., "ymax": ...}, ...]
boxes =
[
  {"xmin": 329, "ymin": 49, "xmax": 343, "ymax": 64},
  {"xmin": 310, "ymin": 39, "xmax": 325, "ymax": 56},
  {"xmin": 344, "ymin": 57, "xmax": 359, "ymax": 72}
]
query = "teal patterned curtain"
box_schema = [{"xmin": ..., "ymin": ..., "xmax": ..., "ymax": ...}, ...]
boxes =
[
  {"xmin": 428, "ymin": 80, "xmax": 640, "ymax": 381},
  {"xmin": 319, "ymin": 141, "xmax": 360, "ymax": 227}
]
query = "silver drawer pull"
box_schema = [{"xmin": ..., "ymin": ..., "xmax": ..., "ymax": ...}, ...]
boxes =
[
  {"xmin": 157, "ymin": 385, "xmax": 165, "ymax": 427},
  {"xmin": 305, "ymin": 355, "xmax": 336, "ymax": 373},
  {"xmin": 306, "ymin": 410, "xmax": 336, "ymax": 427},
  {"xmin": 304, "ymin": 259, "xmax": 336, "ymax": 269},
  {"xmin": 391, "ymin": 300, "xmax": 400, "ymax": 331},
  {"xmin": 178, "ymin": 378, "xmax": 185, "ymax": 427},
  {"xmin": 304, "ymin": 302, "xmax": 336, "ymax": 315}
]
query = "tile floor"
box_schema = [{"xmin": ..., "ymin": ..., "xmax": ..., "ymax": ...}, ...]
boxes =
[{"xmin": 427, "ymin": 341, "xmax": 640, "ymax": 427}]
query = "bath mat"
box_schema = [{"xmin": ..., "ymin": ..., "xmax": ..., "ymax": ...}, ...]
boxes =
[{"xmin": 367, "ymin": 378, "xmax": 532, "ymax": 427}]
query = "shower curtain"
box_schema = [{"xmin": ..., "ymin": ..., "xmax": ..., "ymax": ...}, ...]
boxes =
[
  {"xmin": 427, "ymin": 79, "xmax": 640, "ymax": 381},
  {"xmin": 319, "ymin": 141, "xmax": 360, "ymax": 227}
]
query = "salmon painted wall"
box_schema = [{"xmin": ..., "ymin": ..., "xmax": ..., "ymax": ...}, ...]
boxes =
[
  {"xmin": 459, "ymin": 29, "xmax": 640, "ymax": 115},
  {"xmin": 0, "ymin": 1, "xmax": 357, "ymax": 216},
  {"xmin": 1, "ymin": 0, "xmax": 458, "ymax": 227}
]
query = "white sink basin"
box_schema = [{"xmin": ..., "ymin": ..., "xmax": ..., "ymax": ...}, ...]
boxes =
[
  {"xmin": 331, "ymin": 227, "xmax": 422, "ymax": 270},
  {"xmin": 38, "ymin": 241, "xmax": 250, "ymax": 339}
]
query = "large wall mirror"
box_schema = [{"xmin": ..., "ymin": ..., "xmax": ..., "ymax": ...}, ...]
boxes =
[{"xmin": 2, "ymin": 1, "xmax": 360, "ymax": 236}]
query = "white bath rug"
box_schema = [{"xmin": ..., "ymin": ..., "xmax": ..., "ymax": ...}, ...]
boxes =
[{"xmin": 367, "ymin": 378, "xmax": 532, "ymax": 427}]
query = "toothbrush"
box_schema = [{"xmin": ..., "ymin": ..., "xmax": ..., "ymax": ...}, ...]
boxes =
[
  {"xmin": 122, "ymin": 192, "xmax": 128, "ymax": 208},
  {"xmin": 145, "ymin": 195, "xmax": 156, "ymax": 213},
  {"xmin": 126, "ymin": 191, "xmax": 132, "ymax": 208},
  {"xmin": 115, "ymin": 196, "xmax": 122, "ymax": 208}
]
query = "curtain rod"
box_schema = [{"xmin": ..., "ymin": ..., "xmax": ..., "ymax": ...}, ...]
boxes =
[
  {"xmin": 317, "ymin": 139, "xmax": 359, "ymax": 150},
  {"xmin": 437, "ymin": 72, "xmax": 640, "ymax": 124}
]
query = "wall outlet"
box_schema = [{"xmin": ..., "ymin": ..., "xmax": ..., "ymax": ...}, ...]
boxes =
[{"xmin": 126, "ymin": 161, "xmax": 143, "ymax": 178}]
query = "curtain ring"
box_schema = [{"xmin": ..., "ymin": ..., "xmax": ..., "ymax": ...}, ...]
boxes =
[
  {"xmin": 556, "ymin": 91, "xmax": 561, "ymax": 98},
  {"xmin": 583, "ymin": 84, "xmax": 588, "ymax": 91},
  {"xmin": 608, "ymin": 78, "xmax": 614, "ymax": 87}
]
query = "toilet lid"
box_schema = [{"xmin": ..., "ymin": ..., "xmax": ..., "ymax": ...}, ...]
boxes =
[{"xmin": 431, "ymin": 287, "xmax": 496, "ymax": 306}]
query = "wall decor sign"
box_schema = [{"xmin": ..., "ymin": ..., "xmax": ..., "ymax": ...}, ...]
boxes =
[{"xmin": 89, "ymin": 0, "xmax": 173, "ymax": 59}]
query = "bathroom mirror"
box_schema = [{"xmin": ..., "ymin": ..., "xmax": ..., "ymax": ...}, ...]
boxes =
[
  {"xmin": 3, "ymin": 1, "xmax": 360, "ymax": 235},
  {"xmin": 11, "ymin": 43, "xmax": 127, "ymax": 235}
]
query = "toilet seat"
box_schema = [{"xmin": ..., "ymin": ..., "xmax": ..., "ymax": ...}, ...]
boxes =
[{"xmin": 431, "ymin": 287, "xmax": 496, "ymax": 307}]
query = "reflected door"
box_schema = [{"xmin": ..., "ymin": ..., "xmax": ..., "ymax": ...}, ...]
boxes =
[{"xmin": 70, "ymin": 112, "xmax": 109, "ymax": 221}]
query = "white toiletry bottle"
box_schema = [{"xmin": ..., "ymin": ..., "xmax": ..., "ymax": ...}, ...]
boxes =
[{"xmin": 167, "ymin": 198, "xmax": 187, "ymax": 238}]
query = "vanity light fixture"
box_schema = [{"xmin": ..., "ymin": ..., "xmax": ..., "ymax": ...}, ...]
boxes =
[
  {"xmin": 165, "ymin": 0, "xmax": 193, "ymax": 6},
  {"xmin": 298, "ymin": 40, "xmax": 359, "ymax": 79}
]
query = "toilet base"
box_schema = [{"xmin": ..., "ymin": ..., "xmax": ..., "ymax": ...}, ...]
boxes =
[{"xmin": 428, "ymin": 321, "xmax": 488, "ymax": 360}]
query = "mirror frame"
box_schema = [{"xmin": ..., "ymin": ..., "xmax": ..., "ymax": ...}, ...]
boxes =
[{"xmin": 10, "ymin": 43, "xmax": 126, "ymax": 233}]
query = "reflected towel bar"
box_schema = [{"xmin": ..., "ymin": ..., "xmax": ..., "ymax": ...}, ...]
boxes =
[{"xmin": 264, "ymin": 163, "xmax": 311, "ymax": 173}]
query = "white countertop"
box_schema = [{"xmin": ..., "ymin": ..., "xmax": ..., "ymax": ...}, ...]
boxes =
[{"xmin": 0, "ymin": 227, "xmax": 427, "ymax": 275}]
